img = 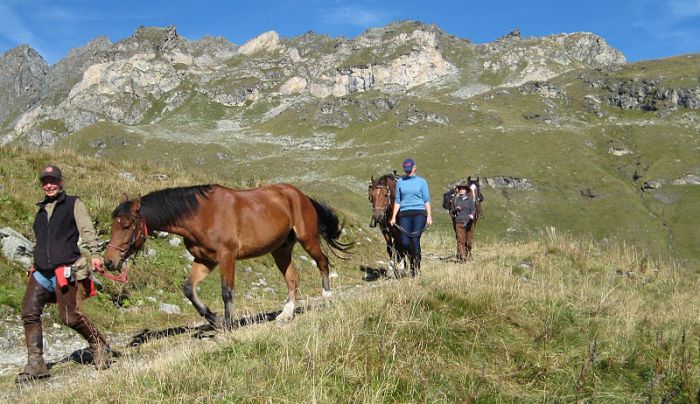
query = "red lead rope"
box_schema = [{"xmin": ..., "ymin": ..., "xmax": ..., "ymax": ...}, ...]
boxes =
[{"xmin": 94, "ymin": 264, "xmax": 129, "ymax": 283}]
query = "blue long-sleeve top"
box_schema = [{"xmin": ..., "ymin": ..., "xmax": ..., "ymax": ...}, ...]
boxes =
[{"xmin": 395, "ymin": 175, "xmax": 431, "ymax": 211}]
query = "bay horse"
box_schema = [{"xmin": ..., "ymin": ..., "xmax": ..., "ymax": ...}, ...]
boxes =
[
  {"xmin": 368, "ymin": 174, "xmax": 406, "ymax": 277},
  {"xmin": 446, "ymin": 176, "xmax": 484, "ymax": 259},
  {"xmin": 103, "ymin": 184, "xmax": 351, "ymax": 329}
]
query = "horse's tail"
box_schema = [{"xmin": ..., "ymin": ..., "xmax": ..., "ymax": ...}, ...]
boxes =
[{"xmin": 309, "ymin": 198, "xmax": 353, "ymax": 254}]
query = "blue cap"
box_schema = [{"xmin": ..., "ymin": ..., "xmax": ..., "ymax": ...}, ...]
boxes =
[{"xmin": 402, "ymin": 159, "xmax": 415, "ymax": 172}]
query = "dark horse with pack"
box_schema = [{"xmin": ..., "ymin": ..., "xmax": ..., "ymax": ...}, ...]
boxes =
[
  {"xmin": 368, "ymin": 173, "xmax": 408, "ymax": 277},
  {"xmin": 103, "ymin": 183, "xmax": 351, "ymax": 329}
]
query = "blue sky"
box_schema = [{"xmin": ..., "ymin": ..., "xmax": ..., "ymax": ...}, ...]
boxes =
[{"xmin": 1, "ymin": 0, "xmax": 699, "ymax": 65}]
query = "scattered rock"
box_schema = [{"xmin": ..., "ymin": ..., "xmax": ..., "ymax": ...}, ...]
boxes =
[
  {"xmin": 580, "ymin": 188, "xmax": 597, "ymax": 198},
  {"xmin": 608, "ymin": 145, "xmax": 632, "ymax": 156},
  {"xmin": 653, "ymin": 193, "xmax": 677, "ymax": 204},
  {"xmin": 118, "ymin": 172, "xmax": 136, "ymax": 182},
  {"xmin": 641, "ymin": 179, "xmax": 665, "ymax": 191},
  {"xmin": 150, "ymin": 174, "xmax": 168, "ymax": 181},
  {"xmin": 485, "ymin": 176, "xmax": 534, "ymax": 191},
  {"xmin": 159, "ymin": 303, "xmax": 181, "ymax": 315},
  {"xmin": 671, "ymin": 174, "xmax": 700, "ymax": 185},
  {"xmin": 0, "ymin": 227, "xmax": 34, "ymax": 267}
]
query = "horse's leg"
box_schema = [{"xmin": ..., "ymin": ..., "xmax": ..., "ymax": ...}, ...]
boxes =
[
  {"xmin": 383, "ymin": 232, "xmax": 393, "ymax": 260},
  {"xmin": 271, "ymin": 242, "xmax": 299, "ymax": 322},
  {"xmin": 391, "ymin": 229, "xmax": 407, "ymax": 277},
  {"xmin": 298, "ymin": 238, "xmax": 332, "ymax": 298},
  {"xmin": 383, "ymin": 232, "xmax": 397, "ymax": 278},
  {"xmin": 183, "ymin": 261, "xmax": 218, "ymax": 325},
  {"xmin": 217, "ymin": 251, "xmax": 237, "ymax": 330}
]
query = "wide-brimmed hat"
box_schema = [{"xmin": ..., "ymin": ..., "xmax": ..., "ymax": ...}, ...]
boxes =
[
  {"xmin": 39, "ymin": 165, "xmax": 62, "ymax": 181},
  {"xmin": 456, "ymin": 180, "xmax": 470, "ymax": 188}
]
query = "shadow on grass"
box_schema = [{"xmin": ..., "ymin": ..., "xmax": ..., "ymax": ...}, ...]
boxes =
[
  {"xmin": 360, "ymin": 265, "xmax": 386, "ymax": 281},
  {"xmin": 47, "ymin": 348, "xmax": 122, "ymax": 370},
  {"xmin": 126, "ymin": 306, "xmax": 309, "ymax": 348}
]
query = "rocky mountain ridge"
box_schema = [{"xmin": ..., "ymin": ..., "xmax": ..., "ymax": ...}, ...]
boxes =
[{"xmin": 1, "ymin": 21, "xmax": 628, "ymax": 146}]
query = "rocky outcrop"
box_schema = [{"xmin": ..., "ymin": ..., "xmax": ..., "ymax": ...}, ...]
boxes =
[
  {"xmin": 308, "ymin": 25, "xmax": 458, "ymax": 98},
  {"xmin": 519, "ymin": 81, "xmax": 565, "ymax": 99},
  {"xmin": 0, "ymin": 227, "xmax": 33, "ymax": 267},
  {"xmin": 477, "ymin": 31, "xmax": 625, "ymax": 87},
  {"xmin": 0, "ymin": 45, "xmax": 48, "ymax": 126},
  {"xmin": 238, "ymin": 31, "xmax": 280, "ymax": 55},
  {"xmin": 485, "ymin": 176, "xmax": 535, "ymax": 191},
  {"xmin": 597, "ymin": 77, "xmax": 700, "ymax": 111}
]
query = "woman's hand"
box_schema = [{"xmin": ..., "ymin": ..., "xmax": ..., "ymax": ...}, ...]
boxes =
[
  {"xmin": 92, "ymin": 257, "xmax": 104, "ymax": 271},
  {"xmin": 389, "ymin": 217, "xmax": 396, "ymax": 226},
  {"xmin": 427, "ymin": 215, "xmax": 433, "ymax": 225}
]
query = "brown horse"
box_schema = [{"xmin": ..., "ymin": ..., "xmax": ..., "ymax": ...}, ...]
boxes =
[
  {"xmin": 103, "ymin": 184, "xmax": 351, "ymax": 328},
  {"xmin": 368, "ymin": 174, "xmax": 406, "ymax": 277}
]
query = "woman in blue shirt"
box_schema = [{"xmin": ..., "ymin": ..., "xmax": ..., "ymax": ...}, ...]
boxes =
[{"xmin": 389, "ymin": 158, "xmax": 432, "ymax": 276}]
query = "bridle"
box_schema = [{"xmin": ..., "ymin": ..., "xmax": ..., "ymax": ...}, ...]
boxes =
[
  {"xmin": 368, "ymin": 185, "xmax": 392, "ymax": 229},
  {"xmin": 102, "ymin": 213, "xmax": 148, "ymax": 283}
]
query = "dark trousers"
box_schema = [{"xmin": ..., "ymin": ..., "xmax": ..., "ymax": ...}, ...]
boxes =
[{"xmin": 397, "ymin": 211, "xmax": 427, "ymax": 275}]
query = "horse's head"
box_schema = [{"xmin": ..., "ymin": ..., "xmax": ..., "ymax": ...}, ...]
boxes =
[
  {"xmin": 104, "ymin": 194, "xmax": 148, "ymax": 272},
  {"xmin": 368, "ymin": 175, "xmax": 395, "ymax": 228},
  {"xmin": 466, "ymin": 176, "xmax": 483, "ymax": 201}
]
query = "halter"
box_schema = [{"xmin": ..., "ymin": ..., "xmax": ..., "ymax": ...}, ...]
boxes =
[
  {"xmin": 102, "ymin": 213, "xmax": 148, "ymax": 283},
  {"xmin": 368, "ymin": 184, "xmax": 392, "ymax": 229}
]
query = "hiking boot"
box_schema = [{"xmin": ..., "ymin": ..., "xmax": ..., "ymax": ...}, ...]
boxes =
[
  {"xmin": 15, "ymin": 356, "xmax": 50, "ymax": 383},
  {"xmin": 90, "ymin": 342, "xmax": 112, "ymax": 370},
  {"xmin": 16, "ymin": 318, "xmax": 50, "ymax": 384}
]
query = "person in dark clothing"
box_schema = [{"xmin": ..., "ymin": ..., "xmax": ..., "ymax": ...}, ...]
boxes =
[
  {"xmin": 16, "ymin": 165, "xmax": 110, "ymax": 384},
  {"xmin": 389, "ymin": 158, "xmax": 432, "ymax": 276},
  {"xmin": 450, "ymin": 181, "xmax": 477, "ymax": 262}
]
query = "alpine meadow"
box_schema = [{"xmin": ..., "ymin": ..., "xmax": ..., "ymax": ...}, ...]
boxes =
[{"xmin": 1, "ymin": 21, "xmax": 699, "ymax": 401}]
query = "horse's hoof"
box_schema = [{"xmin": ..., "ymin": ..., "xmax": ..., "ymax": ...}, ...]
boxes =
[
  {"xmin": 276, "ymin": 312, "xmax": 295, "ymax": 322},
  {"xmin": 211, "ymin": 315, "xmax": 234, "ymax": 331},
  {"xmin": 322, "ymin": 289, "xmax": 333, "ymax": 298}
]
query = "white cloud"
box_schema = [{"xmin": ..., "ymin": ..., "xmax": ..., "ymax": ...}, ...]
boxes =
[
  {"xmin": 628, "ymin": 0, "xmax": 700, "ymax": 57},
  {"xmin": 668, "ymin": 0, "xmax": 700, "ymax": 19},
  {"xmin": 323, "ymin": 6, "xmax": 384, "ymax": 27}
]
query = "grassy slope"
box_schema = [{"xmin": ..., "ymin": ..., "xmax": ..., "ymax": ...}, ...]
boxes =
[
  {"xmin": 3, "ymin": 230, "xmax": 699, "ymax": 402},
  {"xmin": 46, "ymin": 55, "xmax": 699, "ymax": 266}
]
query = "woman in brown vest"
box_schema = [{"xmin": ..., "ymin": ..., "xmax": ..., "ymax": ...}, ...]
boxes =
[{"xmin": 16, "ymin": 165, "xmax": 111, "ymax": 383}]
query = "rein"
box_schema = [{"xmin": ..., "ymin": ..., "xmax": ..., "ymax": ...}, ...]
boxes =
[{"xmin": 393, "ymin": 222, "xmax": 427, "ymax": 238}]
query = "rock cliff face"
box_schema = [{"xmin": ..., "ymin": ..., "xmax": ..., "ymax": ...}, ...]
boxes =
[
  {"xmin": 0, "ymin": 45, "xmax": 48, "ymax": 126},
  {"xmin": 0, "ymin": 21, "xmax": 659, "ymax": 146},
  {"xmin": 476, "ymin": 30, "xmax": 626, "ymax": 86}
]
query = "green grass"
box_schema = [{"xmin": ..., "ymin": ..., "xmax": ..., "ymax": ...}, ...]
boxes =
[{"xmin": 4, "ymin": 230, "xmax": 699, "ymax": 402}]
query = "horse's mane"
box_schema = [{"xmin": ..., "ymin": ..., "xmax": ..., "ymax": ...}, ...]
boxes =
[
  {"xmin": 375, "ymin": 174, "xmax": 398, "ymax": 187},
  {"xmin": 113, "ymin": 185, "xmax": 214, "ymax": 228}
]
